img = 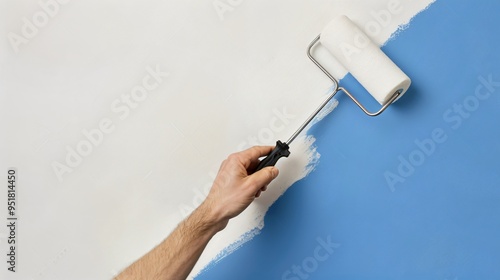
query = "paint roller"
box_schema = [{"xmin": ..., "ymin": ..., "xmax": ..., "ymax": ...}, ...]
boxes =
[{"xmin": 254, "ymin": 15, "xmax": 411, "ymax": 171}]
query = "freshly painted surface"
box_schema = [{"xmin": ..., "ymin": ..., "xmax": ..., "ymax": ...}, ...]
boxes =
[{"xmin": 197, "ymin": 1, "xmax": 500, "ymax": 279}]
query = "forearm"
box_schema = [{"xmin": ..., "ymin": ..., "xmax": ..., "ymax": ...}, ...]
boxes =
[
  {"xmin": 116, "ymin": 146, "xmax": 278, "ymax": 279},
  {"xmin": 116, "ymin": 201, "xmax": 227, "ymax": 280}
]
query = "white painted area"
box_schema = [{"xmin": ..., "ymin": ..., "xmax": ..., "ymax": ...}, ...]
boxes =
[{"xmin": 0, "ymin": 1, "xmax": 433, "ymax": 279}]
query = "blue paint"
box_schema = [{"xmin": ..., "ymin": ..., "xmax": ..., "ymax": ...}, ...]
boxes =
[{"xmin": 198, "ymin": 1, "xmax": 500, "ymax": 279}]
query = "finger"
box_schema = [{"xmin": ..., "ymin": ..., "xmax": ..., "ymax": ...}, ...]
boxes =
[
  {"xmin": 245, "ymin": 146, "xmax": 274, "ymax": 171},
  {"xmin": 241, "ymin": 146, "xmax": 274, "ymax": 170},
  {"xmin": 255, "ymin": 184, "xmax": 269, "ymax": 197},
  {"xmin": 245, "ymin": 166, "xmax": 279, "ymax": 194},
  {"xmin": 255, "ymin": 190, "xmax": 262, "ymax": 197}
]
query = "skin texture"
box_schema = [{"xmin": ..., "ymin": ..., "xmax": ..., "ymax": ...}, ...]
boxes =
[{"xmin": 115, "ymin": 146, "xmax": 279, "ymax": 280}]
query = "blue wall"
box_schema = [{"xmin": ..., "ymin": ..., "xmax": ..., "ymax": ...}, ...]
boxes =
[{"xmin": 198, "ymin": 1, "xmax": 500, "ymax": 279}]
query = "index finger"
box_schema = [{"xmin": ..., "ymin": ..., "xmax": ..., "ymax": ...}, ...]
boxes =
[{"xmin": 237, "ymin": 145, "xmax": 274, "ymax": 169}]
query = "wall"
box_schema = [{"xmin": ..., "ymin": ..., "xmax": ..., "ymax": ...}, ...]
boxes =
[
  {"xmin": 198, "ymin": 1, "xmax": 500, "ymax": 279},
  {"xmin": 4, "ymin": 1, "xmax": 497, "ymax": 280}
]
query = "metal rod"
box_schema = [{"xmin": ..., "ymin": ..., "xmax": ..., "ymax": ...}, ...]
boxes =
[
  {"xmin": 340, "ymin": 87, "xmax": 401, "ymax": 116},
  {"xmin": 307, "ymin": 35, "xmax": 339, "ymax": 87},
  {"xmin": 285, "ymin": 35, "xmax": 341, "ymax": 145},
  {"xmin": 306, "ymin": 34, "xmax": 402, "ymax": 117},
  {"xmin": 286, "ymin": 88, "xmax": 339, "ymax": 145}
]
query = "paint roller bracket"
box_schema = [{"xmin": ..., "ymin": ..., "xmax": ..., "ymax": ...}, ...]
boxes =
[
  {"xmin": 307, "ymin": 35, "xmax": 401, "ymax": 117},
  {"xmin": 253, "ymin": 32, "xmax": 403, "ymax": 173}
]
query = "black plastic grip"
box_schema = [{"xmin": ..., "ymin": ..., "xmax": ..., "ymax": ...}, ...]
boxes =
[{"xmin": 254, "ymin": 140, "xmax": 290, "ymax": 172}]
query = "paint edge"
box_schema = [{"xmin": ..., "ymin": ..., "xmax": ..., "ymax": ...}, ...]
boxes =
[{"xmin": 384, "ymin": 0, "xmax": 437, "ymax": 45}]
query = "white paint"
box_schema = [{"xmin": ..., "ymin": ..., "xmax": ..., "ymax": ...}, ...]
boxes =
[{"xmin": 0, "ymin": 0, "xmax": 434, "ymax": 279}]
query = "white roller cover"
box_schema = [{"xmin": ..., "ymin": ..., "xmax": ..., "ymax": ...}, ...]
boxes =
[{"xmin": 320, "ymin": 15, "xmax": 411, "ymax": 105}]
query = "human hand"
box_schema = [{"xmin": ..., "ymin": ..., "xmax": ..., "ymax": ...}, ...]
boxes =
[
  {"xmin": 116, "ymin": 146, "xmax": 279, "ymax": 280},
  {"xmin": 202, "ymin": 146, "xmax": 280, "ymax": 230}
]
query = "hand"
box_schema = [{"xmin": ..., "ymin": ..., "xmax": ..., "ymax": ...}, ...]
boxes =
[
  {"xmin": 116, "ymin": 146, "xmax": 280, "ymax": 280},
  {"xmin": 203, "ymin": 146, "xmax": 280, "ymax": 230}
]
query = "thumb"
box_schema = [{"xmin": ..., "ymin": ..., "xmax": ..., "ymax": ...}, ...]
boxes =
[{"xmin": 246, "ymin": 167, "xmax": 279, "ymax": 193}]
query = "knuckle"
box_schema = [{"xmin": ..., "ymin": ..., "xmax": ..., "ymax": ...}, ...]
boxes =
[
  {"xmin": 241, "ymin": 179, "xmax": 253, "ymax": 189},
  {"xmin": 266, "ymin": 168, "xmax": 275, "ymax": 180},
  {"xmin": 244, "ymin": 180, "xmax": 259, "ymax": 192},
  {"xmin": 227, "ymin": 153, "xmax": 239, "ymax": 162}
]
